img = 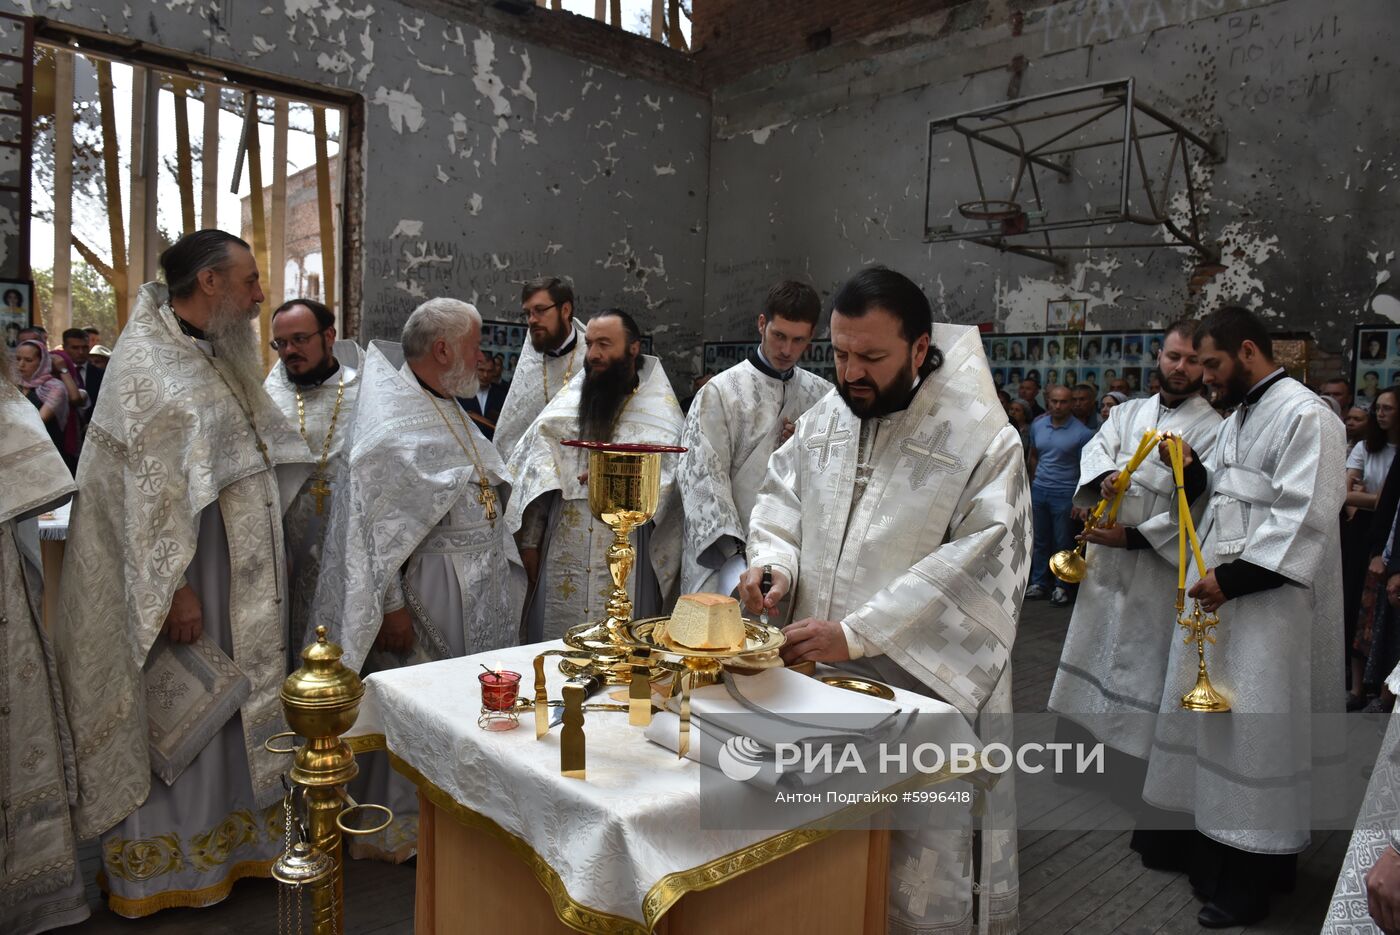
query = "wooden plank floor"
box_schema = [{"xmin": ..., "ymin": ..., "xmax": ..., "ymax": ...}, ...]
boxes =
[{"xmin": 58, "ymin": 598, "xmax": 1346, "ymax": 933}]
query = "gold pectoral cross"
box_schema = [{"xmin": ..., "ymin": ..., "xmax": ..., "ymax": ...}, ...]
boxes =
[
  {"xmin": 478, "ymin": 478, "xmax": 498, "ymax": 524},
  {"xmin": 310, "ymin": 476, "xmax": 332, "ymax": 515}
]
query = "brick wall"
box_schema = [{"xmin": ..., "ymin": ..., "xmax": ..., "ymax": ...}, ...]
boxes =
[{"xmin": 690, "ymin": 0, "xmax": 969, "ymax": 85}]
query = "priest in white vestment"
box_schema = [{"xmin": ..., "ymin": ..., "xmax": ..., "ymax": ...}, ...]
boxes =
[
  {"xmin": 1141, "ymin": 306, "xmax": 1346, "ymax": 928},
  {"xmin": 679, "ymin": 280, "xmax": 831, "ymax": 594},
  {"xmin": 263, "ymin": 297, "xmax": 364, "ymax": 663},
  {"xmin": 1049, "ymin": 321, "xmax": 1221, "ymax": 761},
  {"xmin": 493, "ymin": 276, "xmax": 587, "ymax": 460},
  {"xmin": 505, "ymin": 309, "xmax": 684, "ymax": 641},
  {"xmin": 313, "ymin": 299, "xmax": 524, "ymax": 861},
  {"xmin": 51, "ymin": 231, "xmax": 312, "ymax": 917},
  {"xmin": 741, "ymin": 267, "xmax": 1028, "ymax": 935},
  {"xmin": 0, "ymin": 374, "xmax": 88, "ymax": 935}
]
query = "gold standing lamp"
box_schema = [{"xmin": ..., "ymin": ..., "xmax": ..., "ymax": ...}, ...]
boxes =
[
  {"xmin": 265, "ymin": 627, "xmax": 394, "ymax": 934},
  {"xmin": 1166, "ymin": 436, "xmax": 1230, "ymax": 712}
]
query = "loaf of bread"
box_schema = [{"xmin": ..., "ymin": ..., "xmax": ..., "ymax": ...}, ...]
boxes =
[{"xmin": 665, "ymin": 593, "xmax": 745, "ymax": 651}]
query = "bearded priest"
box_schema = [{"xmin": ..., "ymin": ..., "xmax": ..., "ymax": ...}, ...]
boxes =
[
  {"xmin": 313, "ymin": 298, "xmax": 525, "ymax": 861},
  {"xmin": 492, "ymin": 276, "xmax": 587, "ymax": 459},
  {"xmin": 740, "ymin": 266, "xmax": 1029, "ymax": 934},
  {"xmin": 52, "ymin": 230, "xmax": 313, "ymax": 917},
  {"xmin": 263, "ymin": 297, "xmax": 363, "ymax": 660},
  {"xmin": 678, "ymin": 280, "xmax": 831, "ymax": 594},
  {"xmin": 505, "ymin": 309, "xmax": 684, "ymax": 641}
]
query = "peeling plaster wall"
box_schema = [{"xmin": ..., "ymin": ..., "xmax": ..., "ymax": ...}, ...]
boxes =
[
  {"xmin": 703, "ymin": 0, "xmax": 1400, "ymax": 366},
  {"xmin": 19, "ymin": 0, "xmax": 709, "ymax": 378}
]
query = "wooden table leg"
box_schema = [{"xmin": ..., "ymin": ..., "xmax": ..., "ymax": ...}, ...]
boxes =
[
  {"xmin": 40, "ymin": 540, "xmax": 64, "ymax": 631},
  {"xmin": 864, "ymin": 828, "xmax": 890, "ymax": 935},
  {"xmin": 415, "ymin": 791, "xmax": 436, "ymax": 935}
]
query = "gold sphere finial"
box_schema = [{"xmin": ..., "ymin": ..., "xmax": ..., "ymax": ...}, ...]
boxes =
[{"xmin": 316, "ymin": 626, "xmax": 328, "ymax": 642}]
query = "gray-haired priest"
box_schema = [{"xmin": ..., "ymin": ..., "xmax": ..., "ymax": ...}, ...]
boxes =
[
  {"xmin": 739, "ymin": 266, "xmax": 1029, "ymax": 934},
  {"xmin": 263, "ymin": 297, "xmax": 363, "ymax": 659},
  {"xmin": 52, "ymin": 230, "xmax": 314, "ymax": 918},
  {"xmin": 1, "ymin": 362, "xmax": 87, "ymax": 934},
  {"xmin": 505, "ymin": 308, "xmax": 684, "ymax": 641},
  {"xmin": 312, "ymin": 297, "xmax": 524, "ymax": 862}
]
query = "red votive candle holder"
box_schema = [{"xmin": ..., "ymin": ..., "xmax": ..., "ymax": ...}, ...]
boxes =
[{"xmin": 478, "ymin": 670, "xmax": 522, "ymax": 731}]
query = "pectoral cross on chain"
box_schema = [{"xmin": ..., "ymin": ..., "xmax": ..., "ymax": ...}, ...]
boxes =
[
  {"xmin": 899, "ymin": 421, "xmax": 964, "ymax": 490},
  {"xmin": 477, "ymin": 478, "xmax": 499, "ymax": 524},
  {"xmin": 309, "ymin": 476, "xmax": 332, "ymax": 515},
  {"xmin": 806, "ymin": 411, "xmax": 852, "ymax": 471}
]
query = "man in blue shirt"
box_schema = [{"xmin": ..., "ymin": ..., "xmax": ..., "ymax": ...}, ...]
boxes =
[{"xmin": 1026, "ymin": 384, "xmax": 1096, "ymax": 605}]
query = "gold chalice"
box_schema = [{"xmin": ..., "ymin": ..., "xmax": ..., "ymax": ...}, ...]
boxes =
[{"xmin": 558, "ymin": 440, "xmax": 687, "ymax": 684}]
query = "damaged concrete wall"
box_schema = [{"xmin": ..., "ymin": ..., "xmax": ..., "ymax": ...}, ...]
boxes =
[
  {"xmin": 16, "ymin": 0, "xmax": 709, "ymax": 376},
  {"xmin": 703, "ymin": 0, "xmax": 1400, "ymax": 368}
]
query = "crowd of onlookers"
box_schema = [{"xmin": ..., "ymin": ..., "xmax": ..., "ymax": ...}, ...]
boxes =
[{"xmin": 6, "ymin": 324, "xmax": 110, "ymax": 474}]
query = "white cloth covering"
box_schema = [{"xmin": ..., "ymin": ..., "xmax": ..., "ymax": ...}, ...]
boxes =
[
  {"xmin": 344, "ymin": 642, "xmax": 985, "ymax": 929},
  {"xmin": 678, "ymin": 357, "xmax": 830, "ymax": 593},
  {"xmin": 746, "ymin": 324, "xmax": 1029, "ymax": 934},
  {"xmin": 1142, "ymin": 376, "xmax": 1348, "ymax": 855},
  {"xmin": 1048, "ymin": 394, "xmax": 1221, "ymax": 758}
]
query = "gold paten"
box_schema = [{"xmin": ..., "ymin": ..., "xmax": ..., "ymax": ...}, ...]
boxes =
[{"xmin": 818, "ymin": 676, "xmax": 896, "ymax": 701}]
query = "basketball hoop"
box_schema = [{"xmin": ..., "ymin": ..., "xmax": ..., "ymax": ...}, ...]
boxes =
[{"xmin": 959, "ymin": 200, "xmax": 1027, "ymax": 235}]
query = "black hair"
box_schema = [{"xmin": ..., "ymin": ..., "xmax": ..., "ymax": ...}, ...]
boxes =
[
  {"xmin": 1365, "ymin": 388, "xmax": 1400, "ymax": 453},
  {"xmin": 1163, "ymin": 319, "xmax": 1199, "ymax": 342},
  {"xmin": 592, "ymin": 307, "xmax": 641, "ymax": 347},
  {"xmin": 764, "ymin": 280, "xmax": 821, "ymax": 327},
  {"xmin": 160, "ymin": 229, "xmax": 250, "ymax": 299},
  {"xmin": 521, "ymin": 276, "xmax": 575, "ymax": 310},
  {"xmin": 830, "ymin": 266, "xmax": 942, "ymax": 377},
  {"xmin": 1194, "ymin": 305, "xmax": 1273, "ymax": 359},
  {"xmin": 272, "ymin": 297, "xmax": 335, "ymax": 330},
  {"xmin": 61, "ymin": 328, "xmax": 88, "ymax": 343},
  {"xmin": 83, "ymin": 326, "xmax": 100, "ymax": 336}
]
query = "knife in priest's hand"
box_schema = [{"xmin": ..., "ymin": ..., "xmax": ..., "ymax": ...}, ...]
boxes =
[{"xmin": 550, "ymin": 673, "xmax": 607, "ymax": 729}]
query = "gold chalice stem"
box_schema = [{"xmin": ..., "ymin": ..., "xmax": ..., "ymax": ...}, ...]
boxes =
[{"xmin": 604, "ymin": 518, "xmax": 636, "ymax": 643}]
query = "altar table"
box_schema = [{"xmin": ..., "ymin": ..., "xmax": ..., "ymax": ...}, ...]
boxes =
[{"xmin": 349, "ymin": 640, "xmax": 976, "ymax": 934}]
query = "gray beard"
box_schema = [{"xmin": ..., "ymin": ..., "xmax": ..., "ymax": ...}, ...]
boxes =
[
  {"xmin": 207, "ymin": 300, "xmax": 266, "ymax": 404},
  {"xmin": 441, "ymin": 355, "xmax": 479, "ymax": 398}
]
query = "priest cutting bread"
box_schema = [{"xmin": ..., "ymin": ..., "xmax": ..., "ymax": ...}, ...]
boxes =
[{"xmin": 740, "ymin": 266, "xmax": 1030, "ymax": 934}]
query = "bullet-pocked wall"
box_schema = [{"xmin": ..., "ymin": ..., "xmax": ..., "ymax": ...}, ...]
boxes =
[
  {"xmin": 702, "ymin": 0, "xmax": 1400, "ymax": 370},
  {"xmin": 16, "ymin": 0, "xmax": 710, "ymax": 378}
]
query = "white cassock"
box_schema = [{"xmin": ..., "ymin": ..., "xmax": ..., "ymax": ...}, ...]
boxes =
[
  {"xmin": 0, "ymin": 381, "xmax": 88, "ymax": 935},
  {"xmin": 1143, "ymin": 375, "xmax": 1347, "ymax": 854},
  {"xmin": 492, "ymin": 318, "xmax": 587, "ymax": 460},
  {"xmin": 1048, "ymin": 393, "xmax": 1221, "ymax": 758},
  {"xmin": 504, "ymin": 355, "xmax": 684, "ymax": 641},
  {"xmin": 313, "ymin": 340, "xmax": 525, "ymax": 861},
  {"xmin": 264, "ymin": 340, "xmax": 364, "ymax": 662},
  {"xmin": 678, "ymin": 352, "xmax": 829, "ymax": 593},
  {"xmin": 1324, "ymin": 661, "xmax": 1400, "ymax": 934},
  {"xmin": 52, "ymin": 283, "xmax": 312, "ymax": 917},
  {"xmin": 747, "ymin": 324, "xmax": 1029, "ymax": 935}
]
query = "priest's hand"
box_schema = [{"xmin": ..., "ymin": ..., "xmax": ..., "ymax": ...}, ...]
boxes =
[
  {"xmin": 163, "ymin": 585, "xmax": 204, "ymax": 644},
  {"xmin": 1187, "ymin": 570, "xmax": 1226, "ymax": 613},
  {"xmin": 780, "ymin": 618, "xmax": 851, "ymax": 664},
  {"xmin": 1100, "ymin": 471, "xmax": 1123, "ymax": 500},
  {"xmin": 1081, "ymin": 524, "xmax": 1128, "ymax": 549},
  {"xmin": 738, "ymin": 565, "xmax": 789, "ymax": 616},
  {"xmin": 1157, "ymin": 436, "xmax": 1194, "ymax": 468},
  {"xmin": 1366, "ymin": 844, "xmax": 1400, "ymax": 933},
  {"xmin": 377, "ymin": 608, "xmax": 416, "ymax": 654},
  {"xmin": 776, "ymin": 418, "xmax": 797, "ymax": 447}
]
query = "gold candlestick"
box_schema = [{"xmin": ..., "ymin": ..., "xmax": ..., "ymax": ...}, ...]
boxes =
[{"xmin": 1178, "ymin": 600, "xmax": 1230, "ymax": 712}]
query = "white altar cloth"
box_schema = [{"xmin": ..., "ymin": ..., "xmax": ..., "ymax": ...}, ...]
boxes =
[{"xmin": 348, "ymin": 640, "xmax": 982, "ymax": 927}]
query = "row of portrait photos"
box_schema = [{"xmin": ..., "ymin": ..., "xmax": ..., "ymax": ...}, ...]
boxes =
[
  {"xmin": 1352, "ymin": 326, "xmax": 1400, "ymax": 405},
  {"xmin": 704, "ymin": 340, "xmax": 837, "ymax": 383},
  {"xmin": 983, "ymin": 331, "xmax": 1166, "ymax": 367}
]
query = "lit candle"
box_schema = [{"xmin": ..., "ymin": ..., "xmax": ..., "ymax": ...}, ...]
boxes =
[{"xmin": 478, "ymin": 669, "xmax": 522, "ymax": 712}]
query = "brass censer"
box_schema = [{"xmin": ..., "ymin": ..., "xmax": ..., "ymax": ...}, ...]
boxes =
[
  {"xmin": 265, "ymin": 626, "xmax": 393, "ymax": 934},
  {"xmin": 1050, "ymin": 428, "xmax": 1163, "ymax": 585}
]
